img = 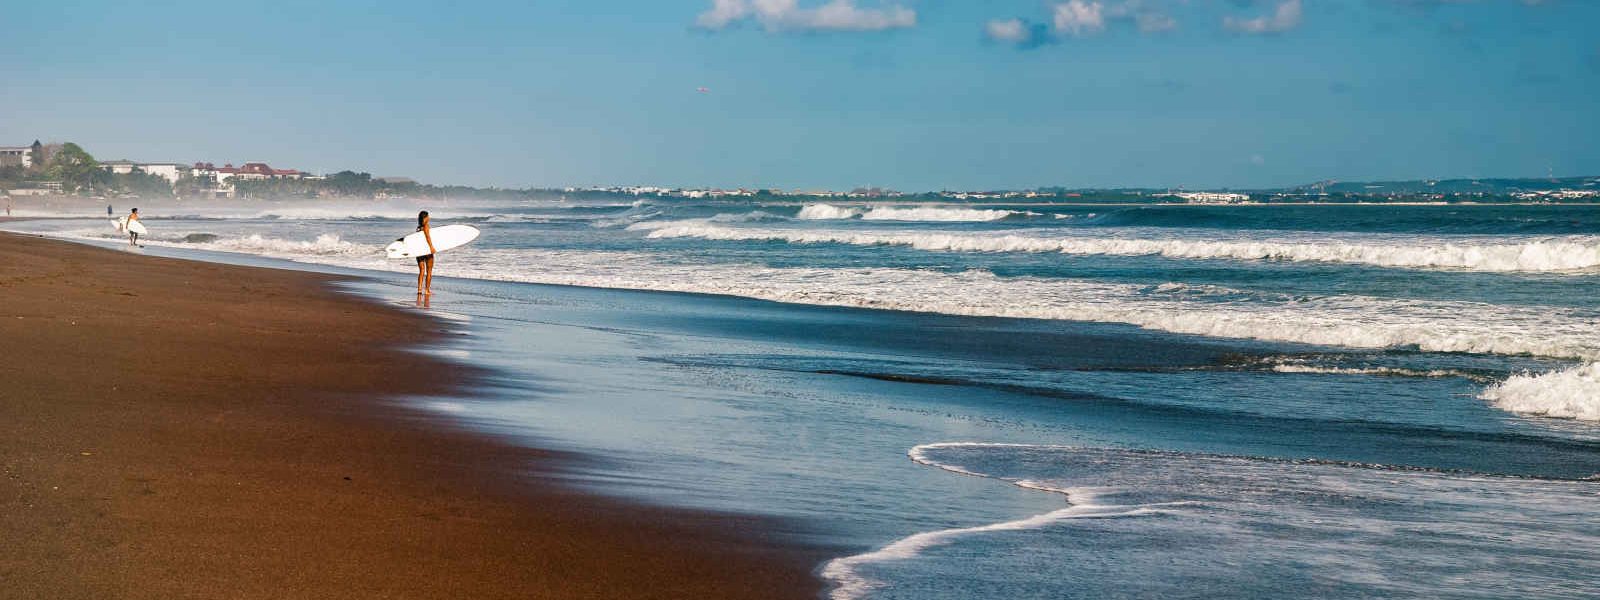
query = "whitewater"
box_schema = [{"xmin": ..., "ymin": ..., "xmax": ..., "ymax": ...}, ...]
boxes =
[
  {"xmin": 634, "ymin": 221, "xmax": 1600, "ymax": 273},
  {"xmin": 35, "ymin": 206, "xmax": 1600, "ymax": 424}
]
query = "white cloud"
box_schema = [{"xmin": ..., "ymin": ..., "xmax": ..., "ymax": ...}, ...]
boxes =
[
  {"xmin": 1224, "ymin": 0, "xmax": 1303, "ymax": 34},
  {"xmin": 1018, "ymin": 1, "xmax": 1174, "ymax": 40},
  {"xmin": 1135, "ymin": 11, "xmax": 1178, "ymax": 33},
  {"xmin": 985, "ymin": 18, "xmax": 1031, "ymax": 43},
  {"xmin": 697, "ymin": 0, "xmax": 916, "ymax": 33},
  {"xmin": 1053, "ymin": 0, "xmax": 1107, "ymax": 37},
  {"xmin": 697, "ymin": 0, "xmax": 750, "ymax": 29}
]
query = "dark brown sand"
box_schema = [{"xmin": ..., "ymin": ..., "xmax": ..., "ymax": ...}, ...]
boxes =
[{"xmin": 0, "ymin": 231, "xmax": 827, "ymax": 599}]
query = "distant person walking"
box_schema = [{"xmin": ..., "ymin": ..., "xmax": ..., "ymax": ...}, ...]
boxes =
[
  {"xmin": 107, "ymin": 205, "xmax": 113, "ymax": 217},
  {"xmin": 415, "ymin": 211, "xmax": 436, "ymax": 295},
  {"xmin": 126, "ymin": 208, "xmax": 141, "ymax": 246}
]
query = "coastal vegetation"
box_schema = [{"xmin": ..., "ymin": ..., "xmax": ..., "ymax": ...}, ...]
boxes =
[{"xmin": 4, "ymin": 141, "xmax": 1596, "ymax": 204}]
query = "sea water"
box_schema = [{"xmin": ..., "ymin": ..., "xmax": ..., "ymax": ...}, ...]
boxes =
[{"xmin": 11, "ymin": 200, "xmax": 1600, "ymax": 598}]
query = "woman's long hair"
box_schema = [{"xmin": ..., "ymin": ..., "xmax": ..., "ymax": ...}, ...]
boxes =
[{"xmin": 417, "ymin": 210, "xmax": 429, "ymax": 229}]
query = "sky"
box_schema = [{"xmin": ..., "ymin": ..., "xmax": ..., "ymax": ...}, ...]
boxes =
[{"xmin": 3, "ymin": 0, "xmax": 1597, "ymax": 191}]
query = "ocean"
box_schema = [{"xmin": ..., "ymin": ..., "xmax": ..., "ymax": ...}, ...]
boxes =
[{"xmin": 10, "ymin": 199, "xmax": 1600, "ymax": 598}]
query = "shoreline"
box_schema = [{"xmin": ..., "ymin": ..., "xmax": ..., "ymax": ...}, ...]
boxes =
[{"xmin": 0, "ymin": 232, "xmax": 830, "ymax": 599}]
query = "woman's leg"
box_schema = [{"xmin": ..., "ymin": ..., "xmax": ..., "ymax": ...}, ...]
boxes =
[
  {"xmin": 417, "ymin": 258, "xmax": 426, "ymax": 293},
  {"xmin": 423, "ymin": 256, "xmax": 435, "ymax": 294}
]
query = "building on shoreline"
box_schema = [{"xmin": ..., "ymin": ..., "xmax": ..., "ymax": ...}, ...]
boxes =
[
  {"xmin": 2, "ymin": 141, "xmax": 59, "ymax": 170},
  {"xmin": 0, "ymin": 146, "xmax": 32, "ymax": 168},
  {"xmin": 101, "ymin": 160, "xmax": 190, "ymax": 184},
  {"xmin": 187, "ymin": 162, "xmax": 305, "ymax": 197},
  {"xmin": 215, "ymin": 162, "xmax": 305, "ymax": 181},
  {"xmin": 1161, "ymin": 191, "xmax": 1253, "ymax": 204}
]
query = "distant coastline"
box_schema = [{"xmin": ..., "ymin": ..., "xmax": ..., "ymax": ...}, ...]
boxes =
[{"xmin": 4, "ymin": 140, "xmax": 1597, "ymax": 205}]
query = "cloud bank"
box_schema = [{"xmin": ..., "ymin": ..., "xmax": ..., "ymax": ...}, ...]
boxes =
[{"xmin": 696, "ymin": 0, "xmax": 916, "ymax": 33}]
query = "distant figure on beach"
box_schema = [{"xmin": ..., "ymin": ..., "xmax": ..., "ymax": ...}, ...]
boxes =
[
  {"xmin": 415, "ymin": 210, "xmax": 436, "ymax": 295},
  {"xmin": 126, "ymin": 208, "xmax": 141, "ymax": 246},
  {"xmin": 107, "ymin": 205, "xmax": 113, "ymax": 217}
]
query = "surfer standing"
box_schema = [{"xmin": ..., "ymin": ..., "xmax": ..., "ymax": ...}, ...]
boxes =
[
  {"xmin": 126, "ymin": 208, "xmax": 141, "ymax": 246},
  {"xmin": 416, "ymin": 211, "xmax": 436, "ymax": 295}
]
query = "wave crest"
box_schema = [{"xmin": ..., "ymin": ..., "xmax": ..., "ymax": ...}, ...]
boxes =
[
  {"xmin": 796, "ymin": 204, "xmax": 863, "ymax": 220},
  {"xmin": 1481, "ymin": 363, "xmax": 1600, "ymax": 421},
  {"xmin": 795, "ymin": 204, "xmax": 1035, "ymax": 222},
  {"xmin": 639, "ymin": 223, "xmax": 1600, "ymax": 273}
]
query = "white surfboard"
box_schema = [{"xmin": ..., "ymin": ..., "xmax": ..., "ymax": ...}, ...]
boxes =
[
  {"xmin": 385, "ymin": 224, "xmax": 479, "ymax": 259},
  {"xmin": 113, "ymin": 217, "xmax": 148, "ymax": 235}
]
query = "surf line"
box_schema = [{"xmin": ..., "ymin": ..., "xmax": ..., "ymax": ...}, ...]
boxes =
[{"xmin": 818, "ymin": 442, "xmax": 1180, "ymax": 600}]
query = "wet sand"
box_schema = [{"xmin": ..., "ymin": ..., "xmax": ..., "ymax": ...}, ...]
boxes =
[{"xmin": 0, "ymin": 231, "xmax": 826, "ymax": 599}]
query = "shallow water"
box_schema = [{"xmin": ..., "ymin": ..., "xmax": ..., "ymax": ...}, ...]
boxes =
[{"xmin": 11, "ymin": 200, "xmax": 1600, "ymax": 598}]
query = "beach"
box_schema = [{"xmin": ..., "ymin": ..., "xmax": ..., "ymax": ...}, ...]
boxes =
[
  {"xmin": 0, "ymin": 231, "xmax": 825, "ymax": 599},
  {"xmin": 4, "ymin": 200, "xmax": 1600, "ymax": 599}
]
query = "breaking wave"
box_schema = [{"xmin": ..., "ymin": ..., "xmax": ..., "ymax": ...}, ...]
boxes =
[
  {"xmin": 49, "ymin": 227, "xmax": 378, "ymax": 259},
  {"xmin": 796, "ymin": 204, "xmax": 1036, "ymax": 222},
  {"xmin": 283, "ymin": 248, "xmax": 1600, "ymax": 362},
  {"xmin": 634, "ymin": 223, "xmax": 1600, "ymax": 273},
  {"xmin": 191, "ymin": 233, "xmax": 374, "ymax": 256},
  {"xmin": 1270, "ymin": 364, "xmax": 1495, "ymax": 382},
  {"xmin": 796, "ymin": 204, "xmax": 863, "ymax": 220},
  {"xmin": 1481, "ymin": 363, "xmax": 1600, "ymax": 421}
]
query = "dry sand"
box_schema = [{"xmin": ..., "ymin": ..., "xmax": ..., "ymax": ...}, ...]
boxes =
[{"xmin": 0, "ymin": 231, "xmax": 826, "ymax": 599}]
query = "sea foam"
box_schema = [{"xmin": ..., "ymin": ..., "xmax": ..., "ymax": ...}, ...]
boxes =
[
  {"xmin": 796, "ymin": 204, "xmax": 1034, "ymax": 222},
  {"xmin": 332, "ymin": 249, "xmax": 1600, "ymax": 361},
  {"xmin": 1480, "ymin": 363, "xmax": 1600, "ymax": 421},
  {"xmin": 34, "ymin": 230, "xmax": 1600, "ymax": 363},
  {"xmin": 821, "ymin": 443, "xmax": 1170, "ymax": 600},
  {"xmin": 634, "ymin": 223, "xmax": 1600, "ymax": 273}
]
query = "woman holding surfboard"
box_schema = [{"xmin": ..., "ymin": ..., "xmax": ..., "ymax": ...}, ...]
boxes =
[
  {"xmin": 384, "ymin": 212, "xmax": 479, "ymax": 296},
  {"xmin": 416, "ymin": 211, "xmax": 436, "ymax": 295}
]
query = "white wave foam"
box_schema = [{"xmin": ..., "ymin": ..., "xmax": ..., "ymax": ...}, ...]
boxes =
[
  {"xmin": 198, "ymin": 233, "xmax": 373, "ymax": 257},
  {"xmin": 636, "ymin": 223, "xmax": 1600, "ymax": 273},
  {"xmin": 707, "ymin": 210, "xmax": 785, "ymax": 223},
  {"xmin": 794, "ymin": 204, "xmax": 1033, "ymax": 222},
  {"xmin": 45, "ymin": 227, "xmax": 379, "ymax": 259},
  {"xmin": 822, "ymin": 500, "xmax": 1157, "ymax": 600},
  {"xmin": 260, "ymin": 248, "xmax": 1600, "ymax": 361},
  {"xmin": 1480, "ymin": 363, "xmax": 1600, "ymax": 421},
  {"xmin": 1270, "ymin": 365, "xmax": 1488, "ymax": 381},
  {"xmin": 880, "ymin": 442, "xmax": 1600, "ymax": 598},
  {"xmin": 822, "ymin": 443, "xmax": 1169, "ymax": 600},
  {"xmin": 796, "ymin": 204, "xmax": 863, "ymax": 220},
  {"xmin": 860, "ymin": 206, "xmax": 1035, "ymax": 222}
]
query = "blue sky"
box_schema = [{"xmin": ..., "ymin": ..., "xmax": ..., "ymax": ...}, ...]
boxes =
[{"xmin": 3, "ymin": 0, "xmax": 1597, "ymax": 190}]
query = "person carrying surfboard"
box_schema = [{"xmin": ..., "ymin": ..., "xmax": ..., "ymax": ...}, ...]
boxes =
[
  {"xmin": 416, "ymin": 211, "xmax": 437, "ymax": 295},
  {"xmin": 126, "ymin": 208, "xmax": 141, "ymax": 246}
]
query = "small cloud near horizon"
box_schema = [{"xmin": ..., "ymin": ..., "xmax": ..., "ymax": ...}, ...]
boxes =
[
  {"xmin": 993, "ymin": 1, "xmax": 1178, "ymax": 44},
  {"xmin": 985, "ymin": 18, "xmax": 1054, "ymax": 49},
  {"xmin": 985, "ymin": 18, "xmax": 1030, "ymax": 43},
  {"xmin": 1054, "ymin": 0, "xmax": 1108, "ymax": 37},
  {"xmin": 696, "ymin": 0, "xmax": 915, "ymax": 33},
  {"xmin": 1224, "ymin": 0, "xmax": 1303, "ymax": 34}
]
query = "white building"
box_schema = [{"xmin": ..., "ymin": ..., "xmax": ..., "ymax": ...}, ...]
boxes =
[
  {"xmin": 0, "ymin": 146, "xmax": 32, "ymax": 168},
  {"xmin": 1168, "ymin": 191, "xmax": 1252, "ymax": 204},
  {"xmin": 100, "ymin": 161, "xmax": 189, "ymax": 184}
]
